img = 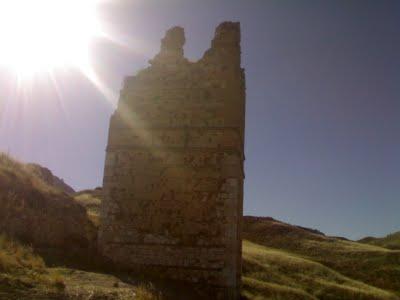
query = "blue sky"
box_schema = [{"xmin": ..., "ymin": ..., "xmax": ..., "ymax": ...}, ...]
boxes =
[{"xmin": 0, "ymin": 0, "xmax": 399, "ymax": 239}]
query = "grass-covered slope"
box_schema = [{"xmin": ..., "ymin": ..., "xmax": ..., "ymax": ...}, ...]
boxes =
[
  {"xmin": 243, "ymin": 216, "xmax": 400, "ymax": 298},
  {"xmin": 2, "ymin": 162, "xmax": 398, "ymax": 300},
  {"xmin": 26, "ymin": 163, "xmax": 75, "ymax": 195},
  {"xmin": 0, "ymin": 234, "xmax": 161, "ymax": 300},
  {"xmin": 0, "ymin": 154, "xmax": 161, "ymax": 299},
  {"xmin": 74, "ymin": 188, "xmax": 103, "ymax": 226},
  {"xmin": 70, "ymin": 189, "xmax": 400, "ymax": 299},
  {"xmin": 242, "ymin": 240, "xmax": 399, "ymax": 300},
  {"xmin": 0, "ymin": 234, "xmax": 66, "ymax": 299},
  {"xmin": 360, "ymin": 232, "xmax": 400, "ymax": 250},
  {"xmin": 0, "ymin": 154, "xmax": 96, "ymax": 250}
]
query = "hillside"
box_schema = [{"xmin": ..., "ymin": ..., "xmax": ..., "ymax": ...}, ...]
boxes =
[
  {"xmin": 74, "ymin": 188, "xmax": 103, "ymax": 226},
  {"xmin": 26, "ymin": 163, "xmax": 75, "ymax": 194},
  {"xmin": 68, "ymin": 190, "xmax": 400, "ymax": 299},
  {"xmin": 359, "ymin": 232, "xmax": 400, "ymax": 250},
  {"xmin": 1, "ymin": 157, "xmax": 399, "ymax": 299},
  {"xmin": 243, "ymin": 216, "xmax": 400, "ymax": 298},
  {"xmin": 0, "ymin": 154, "xmax": 161, "ymax": 299},
  {"xmin": 0, "ymin": 154, "xmax": 96, "ymax": 250},
  {"xmin": 242, "ymin": 240, "xmax": 399, "ymax": 300}
]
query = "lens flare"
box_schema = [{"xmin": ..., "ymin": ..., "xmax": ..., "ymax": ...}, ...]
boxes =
[{"xmin": 0, "ymin": 0, "xmax": 103, "ymax": 76}]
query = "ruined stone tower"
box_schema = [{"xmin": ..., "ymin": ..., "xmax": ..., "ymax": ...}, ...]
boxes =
[{"xmin": 99, "ymin": 22, "xmax": 245, "ymax": 299}]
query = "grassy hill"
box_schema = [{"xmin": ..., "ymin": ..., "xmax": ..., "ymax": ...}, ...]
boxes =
[
  {"xmin": 0, "ymin": 154, "xmax": 160, "ymax": 299},
  {"xmin": 243, "ymin": 216, "xmax": 400, "ymax": 299},
  {"xmin": 242, "ymin": 241, "xmax": 399, "ymax": 300},
  {"xmin": 359, "ymin": 232, "xmax": 400, "ymax": 250},
  {"xmin": 1, "ymin": 154, "xmax": 399, "ymax": 299},
  {"xmin": 71, "ymin": 191, "xmax": 400, "ymax": 299},
  {"xmin": 26, "ymin": 163, "xmax": 75, "ymax": 195},
  {"xmin": 0, "ymin": 154, "xmax": 97, "ymax": 253},
  {"xmin": 74, "ymin": 188, "xmax": 103, "ymax": 226}
]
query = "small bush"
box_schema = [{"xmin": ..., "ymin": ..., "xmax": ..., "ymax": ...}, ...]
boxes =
[
  {"xmin": 52, "ymin": 276, "xmax": 66, "ymax": 291},
  {"xmin": 0, "ymin": 234, "xmax": 46, "ymax": 274},
  {"xmin": 135, "ymin": 283, "xmax": 162, "ymax": 300}
]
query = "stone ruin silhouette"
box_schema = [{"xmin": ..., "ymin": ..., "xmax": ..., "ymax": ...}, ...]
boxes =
[{"xmin": 99, "ymin": 22, "xmax": 246, "ymax": 299}]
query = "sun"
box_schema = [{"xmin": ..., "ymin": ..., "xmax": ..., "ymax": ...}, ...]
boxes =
[{"xmin": 0, "ymin": 0, "xmax": 102, "ymax": 77}]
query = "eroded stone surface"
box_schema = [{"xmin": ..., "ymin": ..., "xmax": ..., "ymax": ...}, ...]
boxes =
[{"xmin": 99, "ymin": 22, "xmax": 245, "ymax": 299}]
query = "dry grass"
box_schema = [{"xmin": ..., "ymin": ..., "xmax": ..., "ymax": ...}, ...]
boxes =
[
  {"xmin": 0, "ymin": 234, "xmax": 161, "ymax": 299},
  {"xmin": 74, "ymin": 190, "xmax": 102, "ymax": 226},
  {"xmin": 0, "ymin": 153, "xmax": 57, "ymax": 194},
  {"xmin": 0, "ymin": 234, "xmax": 45, "ymax": 274},
  {"xmin": 2, "ymin": 155, "xmax": 398, "ymax": 299},
  {"xmin": 243, "ymin": 216, "xmax": 400, "ymax": 295},
  {"xmin": 53, "ymin": 268, "xmax": 162, "ymax": 299},
  {"xmin": 0, "ymin": 152, "xmax": 97, "ymax": 255},
  {"xmin": 135, "ymin": 284, "xmax": 163, "ymax": 300},
  {"xmin": 360, "ymin": 232, "xmax": 400, "ymax": 250},
  {"xmin": 0, "ymin": 234, "xmax": 66, "ymax": 293},
  {"xmin": 242, "ymin": 240, "xmax": 400, "ymax": 300}
]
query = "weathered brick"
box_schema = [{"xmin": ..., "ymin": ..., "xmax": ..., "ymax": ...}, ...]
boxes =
[{"xmin": 99, "ymin": 22, "xmax": 245, "ymax": 299}]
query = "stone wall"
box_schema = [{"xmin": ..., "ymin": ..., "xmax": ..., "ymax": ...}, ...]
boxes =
[{"xmin": 99, "ymin": 22, "xmax": 246, "ymax": 299}]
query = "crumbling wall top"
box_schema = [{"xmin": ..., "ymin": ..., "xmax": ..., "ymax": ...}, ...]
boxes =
[
  {"xmin": 201, "ymin": 21, "xmax": 241, "ymax": 67},
  {"xmin": 150, "ymin": 26, "xmax": 187, "ymax": 66},
  {"xmin": 212, "ymin": 22, "xmax": 241, "ymax": 48},
  {"xmin": 149, "ymin": 22, "xmax": 241, "ymax": 68},
  {"xmin": 161, "ymin": 26, "xmax": 185, "ymax": 54}
]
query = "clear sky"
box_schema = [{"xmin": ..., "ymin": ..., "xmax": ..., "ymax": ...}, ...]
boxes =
[{"xmin": 0, "ymin": 0, "xmax": 399, "ymax": 240}]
